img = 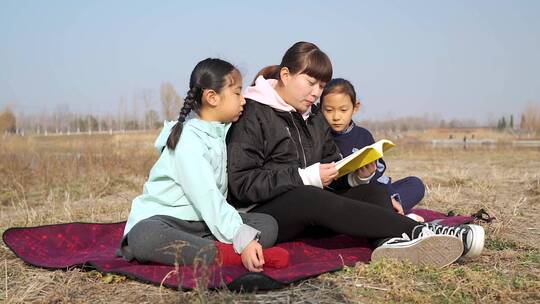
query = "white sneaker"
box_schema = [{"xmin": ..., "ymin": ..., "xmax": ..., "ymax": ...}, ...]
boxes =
[
  {"xmin": 371, "ymin": 227, "xmax": 464, "ymax": 268},
  {"xmin": 419, "ymin": 223, "xmax": 485, "ymax": 258}
]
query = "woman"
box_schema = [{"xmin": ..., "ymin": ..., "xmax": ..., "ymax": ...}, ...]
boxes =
[{"xmin": 226, "ymin": 42, "xmax": 484, "ymax": 267}]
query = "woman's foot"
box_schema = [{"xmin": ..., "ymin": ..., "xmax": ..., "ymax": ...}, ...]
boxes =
[
  {"xmin": 371, "ymin": 227, "xmax": 463, "ymax": 268},
  {"xmin": 417, "ymin": 223, "xmax": 485, "ymax": 258}
]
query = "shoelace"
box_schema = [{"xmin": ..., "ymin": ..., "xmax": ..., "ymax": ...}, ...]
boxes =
[
  {"xmin": 386, "ymin": 227, "xmax": 435, "ymax": 245},
  {"xmin": 417, "ymin": 227, "xmax": 436, "ymax": 238},
  {"xmin": 425, "ymin": 223, "xmax": 468, "ymax": 239}
]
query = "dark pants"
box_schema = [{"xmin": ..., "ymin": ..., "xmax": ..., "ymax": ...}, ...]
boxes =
[
  {"xmin": 118, "ymin": 213, "xmax": 278, "ymax": 266},
  {"xmin": 391, "ymin": 176, "xmax": 425, "ymax": 212},
  {"xmin": 251, "ymin": 184, "xmax": 419, "ymax": 243}
]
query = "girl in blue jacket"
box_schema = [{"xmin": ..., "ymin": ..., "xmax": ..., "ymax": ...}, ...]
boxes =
[
  {"xmin": 118, "ymin": 58, "xmax": 288, "ymax": 272},
  {"xmin": 320, "ymin": 78, "xmax": 426, "ymax": 218}
]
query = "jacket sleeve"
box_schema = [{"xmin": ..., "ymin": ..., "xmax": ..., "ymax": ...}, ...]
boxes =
[
  {"xmin": 363, "ymin": 129, "xmax": 389, "ymax": 185},
  {"xmin": 227, "ymin": 108, "xmax": 304, "ymax": 204},
  {"xmin": 318, "ymin": 116, "xmax": 350, "ymax": 190},
  {"xmin": 320, "ymin": 120, "xmax": 343, "ymax": 164},
  {"xmin": 176, "ymin": 131, "xmax": 259, "ymax": 253}
]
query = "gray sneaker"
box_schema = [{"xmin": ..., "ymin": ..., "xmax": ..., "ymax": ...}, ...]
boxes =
[{"xmin": 371, "ymin": 227, "xmax": 464, "ymax": 268}]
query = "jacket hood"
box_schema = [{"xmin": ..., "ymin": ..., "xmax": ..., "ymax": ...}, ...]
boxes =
[
  {"xmin": 243, "ymin": 76, "xmax": 311, "ymax": 119},
  {"xmin": 153, "ymin": 119, "xmax": 231, "ymax": 153},
  {"xmin": 154, "ymin": 120, "xmax": 177, "ymax": 153}
]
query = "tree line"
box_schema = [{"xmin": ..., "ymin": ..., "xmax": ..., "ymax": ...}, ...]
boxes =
[
  {"xmin": 1, "ymin": 82, "xmax": 184, "ymax": 135},
  {"xmin": 2, "ymin": 87, "xmax": 540, "ymax": 135}
]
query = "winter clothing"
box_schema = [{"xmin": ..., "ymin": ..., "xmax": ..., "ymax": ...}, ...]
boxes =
[
  {"xmin": 331, "ymin": 123, "xmax": 425, "ymax": 212},
  {"xmin": 226, "ymin": 76, "xmax": 421, "ymax": 242},
  {"xmin": 121, "ymin": 118, "xmax": 276, "ymax": 263}
]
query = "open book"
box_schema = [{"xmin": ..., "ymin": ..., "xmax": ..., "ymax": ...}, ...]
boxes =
[{"xmin": 335, "ymin": 139, "xmax": 395, "ymax": 178}]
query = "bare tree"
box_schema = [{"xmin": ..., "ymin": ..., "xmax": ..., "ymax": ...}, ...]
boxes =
[
  {"xmin": 520, "ymin": 102, "xmax": 540, "ymax": 132},
  {"xmin": 118, "ymin": 96, "xmax": 127, "ymax": 132},
  {"xmin": 141, "ymin": 89, "xmax": 157, "ymax": 130},
  {"xmin": 161, "ymin": 82, "xmax": 182, "ymax": 121},
  {"xmin": 145, "ymin": 110, "xmax": 160, "ymax": 129},
  {"xmin": 53, "ymin": 103, "xmax": 70, "ymax": 134}
]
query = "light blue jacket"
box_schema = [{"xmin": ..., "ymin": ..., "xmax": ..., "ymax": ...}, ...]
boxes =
[{"xmin": 123, "ymin": 118, "xmax": 259, "ymax": 253}]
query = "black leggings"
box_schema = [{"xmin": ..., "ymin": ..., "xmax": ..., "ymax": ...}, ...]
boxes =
[{"xmin": 251, "ymin": 184, "xmax": 419, "ymax": 243}]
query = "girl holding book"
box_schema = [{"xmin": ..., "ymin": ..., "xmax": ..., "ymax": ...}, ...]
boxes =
[
  {"xmin": 226, "ymin": 42, "xmax": 484, "ymax": 267},
  {"xmin": 320, "ymin": 78, "xmax": 426, "ymax": 217}
]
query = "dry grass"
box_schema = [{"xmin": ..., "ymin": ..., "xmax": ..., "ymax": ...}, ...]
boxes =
[{"xmin": 1, "ymin": 133, "xmax": 539, "ymax": 303}]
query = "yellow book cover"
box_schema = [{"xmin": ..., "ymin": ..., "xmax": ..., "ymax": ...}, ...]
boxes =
[{"xmin": 335, "ymin": 139, "xmax": 395, "ymax": 178}]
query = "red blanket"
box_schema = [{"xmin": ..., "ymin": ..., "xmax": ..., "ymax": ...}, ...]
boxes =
[{"xmin": 3, "ymin": 209, "xmax": 472, "ymax": 291}]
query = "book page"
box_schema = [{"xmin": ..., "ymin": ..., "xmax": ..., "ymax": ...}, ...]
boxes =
[{"xmin": 335, "ymin": 139, "xmax": 395, "ymax": 178}]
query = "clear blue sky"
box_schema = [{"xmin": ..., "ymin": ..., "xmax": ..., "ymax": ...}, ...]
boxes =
[{"xmin": 1, "ymin": 0, "xmax": 539, "ymax": 123}]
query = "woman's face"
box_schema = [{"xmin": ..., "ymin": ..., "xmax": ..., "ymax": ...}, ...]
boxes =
[{"xmin": 281, "ymin": 70, "xmax": 326, "ymax": 113}]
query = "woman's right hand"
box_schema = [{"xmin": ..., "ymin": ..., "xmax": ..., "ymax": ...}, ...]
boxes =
[
  {"xmin": 240, "ymin": 240, "xmax": 264, "ymax": 272},
  {"xmin": 320, "ymin": 162, "xmax": 338, "ymax": 186}
]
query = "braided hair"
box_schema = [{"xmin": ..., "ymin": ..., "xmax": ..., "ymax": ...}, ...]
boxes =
[{"xmin": 166, "ymin": 58, "xmax": 237, "ymax": 150}]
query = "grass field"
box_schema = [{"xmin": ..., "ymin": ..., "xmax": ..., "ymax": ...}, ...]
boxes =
[{"xmin": 1, "ymin": 132, "xmax": 539, "ymax": 303}]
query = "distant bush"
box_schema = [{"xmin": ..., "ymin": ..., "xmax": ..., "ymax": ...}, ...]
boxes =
[{"xmin": 0, "ymin": 108, "xmax": 16, "ymax": 133}]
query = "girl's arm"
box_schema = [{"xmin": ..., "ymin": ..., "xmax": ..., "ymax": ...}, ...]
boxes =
[
  {"xmin": 317, "ymin": 116, "xmax": 354, "ymax": 190},
  {"xmin": 176, "ymin": 131, "xmax": 259, "ymax": 254}
]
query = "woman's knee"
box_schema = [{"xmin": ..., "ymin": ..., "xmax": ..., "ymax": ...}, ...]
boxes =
[{"xmin": 368, "ymin": 183, "xmax": 392, "ymax": 200}]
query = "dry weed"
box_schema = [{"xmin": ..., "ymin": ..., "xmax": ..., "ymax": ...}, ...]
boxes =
[{"xmin": 1, "ymin": 134, "xmax": 539, "ymax": 303}]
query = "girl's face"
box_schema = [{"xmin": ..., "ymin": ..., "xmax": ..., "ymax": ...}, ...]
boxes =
[
  {"xmin": 280, "ymin": 69, "xmax": 326, "ymax": 113},
  {"xmin": 322, "ymin": 93, "xmax": 359, "ymax": 132},
  {"xmin": 215, "ymin": 71, "xmax": 246, "ymax": 122}
]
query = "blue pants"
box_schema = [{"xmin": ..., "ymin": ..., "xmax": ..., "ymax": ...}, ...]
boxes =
[{"xmin": 389, "ymin": 176, "xmax": 425, "ymax": 213}]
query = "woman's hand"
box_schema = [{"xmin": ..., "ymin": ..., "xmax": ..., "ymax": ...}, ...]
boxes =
[
  {"xmin": 354, "ymin": 161, "xmax": 377, "ymax": 178},
  {"xmin": 320, "ymin": 162, "xmax": 338, "ymax": 186},
  {"xmin": 241, "ymin": 240, "xmax": 264, "ymax": 272},
  {"xmin": 391, "ymin": 196, "xmax": 404, "ymax": 215}
]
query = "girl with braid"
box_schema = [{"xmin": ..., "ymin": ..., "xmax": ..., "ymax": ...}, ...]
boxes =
[{"xmin": 118, "ymin": 58, "xmax": 289, "ymax": 272}]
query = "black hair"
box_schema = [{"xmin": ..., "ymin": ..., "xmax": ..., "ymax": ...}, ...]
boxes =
[
  {"xmin": 252, "ymin": 41, "xmax": 332, "ymax": 85},
  {"xmin": 320, "ymin": 78, "xmax": 357, "ymax": 107},
  {"xmin": 166, "ymin": 58, "xmax": 238, "ymax": 150}
]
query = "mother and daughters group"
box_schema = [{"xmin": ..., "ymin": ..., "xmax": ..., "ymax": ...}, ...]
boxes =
[{"xmin": 117, "ymin": 41, "xmax": 485, "ymax": 273}]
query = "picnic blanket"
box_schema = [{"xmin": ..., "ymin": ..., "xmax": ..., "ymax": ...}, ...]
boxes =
[{"xmin": 3, "ymin": 209, "xmax": 473, "ymax": 291}]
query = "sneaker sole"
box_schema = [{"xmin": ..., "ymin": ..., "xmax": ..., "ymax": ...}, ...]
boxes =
[
  {"xmin": 462, "ymin": 224, "xmax": 485, "ymax": 258},
  {"xmin": 371, "ymin": 235, "xmax": 464, "ymax": 268}
]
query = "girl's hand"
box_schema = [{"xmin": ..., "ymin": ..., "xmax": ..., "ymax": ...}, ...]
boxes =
[
  {"xmin": 391, "ymin": 196, "xmax": 404, "ymax": 215},
  {"xmin": 355, "ymin": 161, "xmax": 377, "ymax": 178},
  {"xmin": 320, "ymin": 162, "xmax": 338, "ymax": 186},
  {"xmin": 241, "ymin": 240, "xmax": 264, "ymax": 272}
]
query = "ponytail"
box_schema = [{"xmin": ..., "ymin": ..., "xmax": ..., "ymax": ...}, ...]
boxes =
[{"xmin": 251, "ymin": 65, "xmax": 281, "ymax": 85}]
